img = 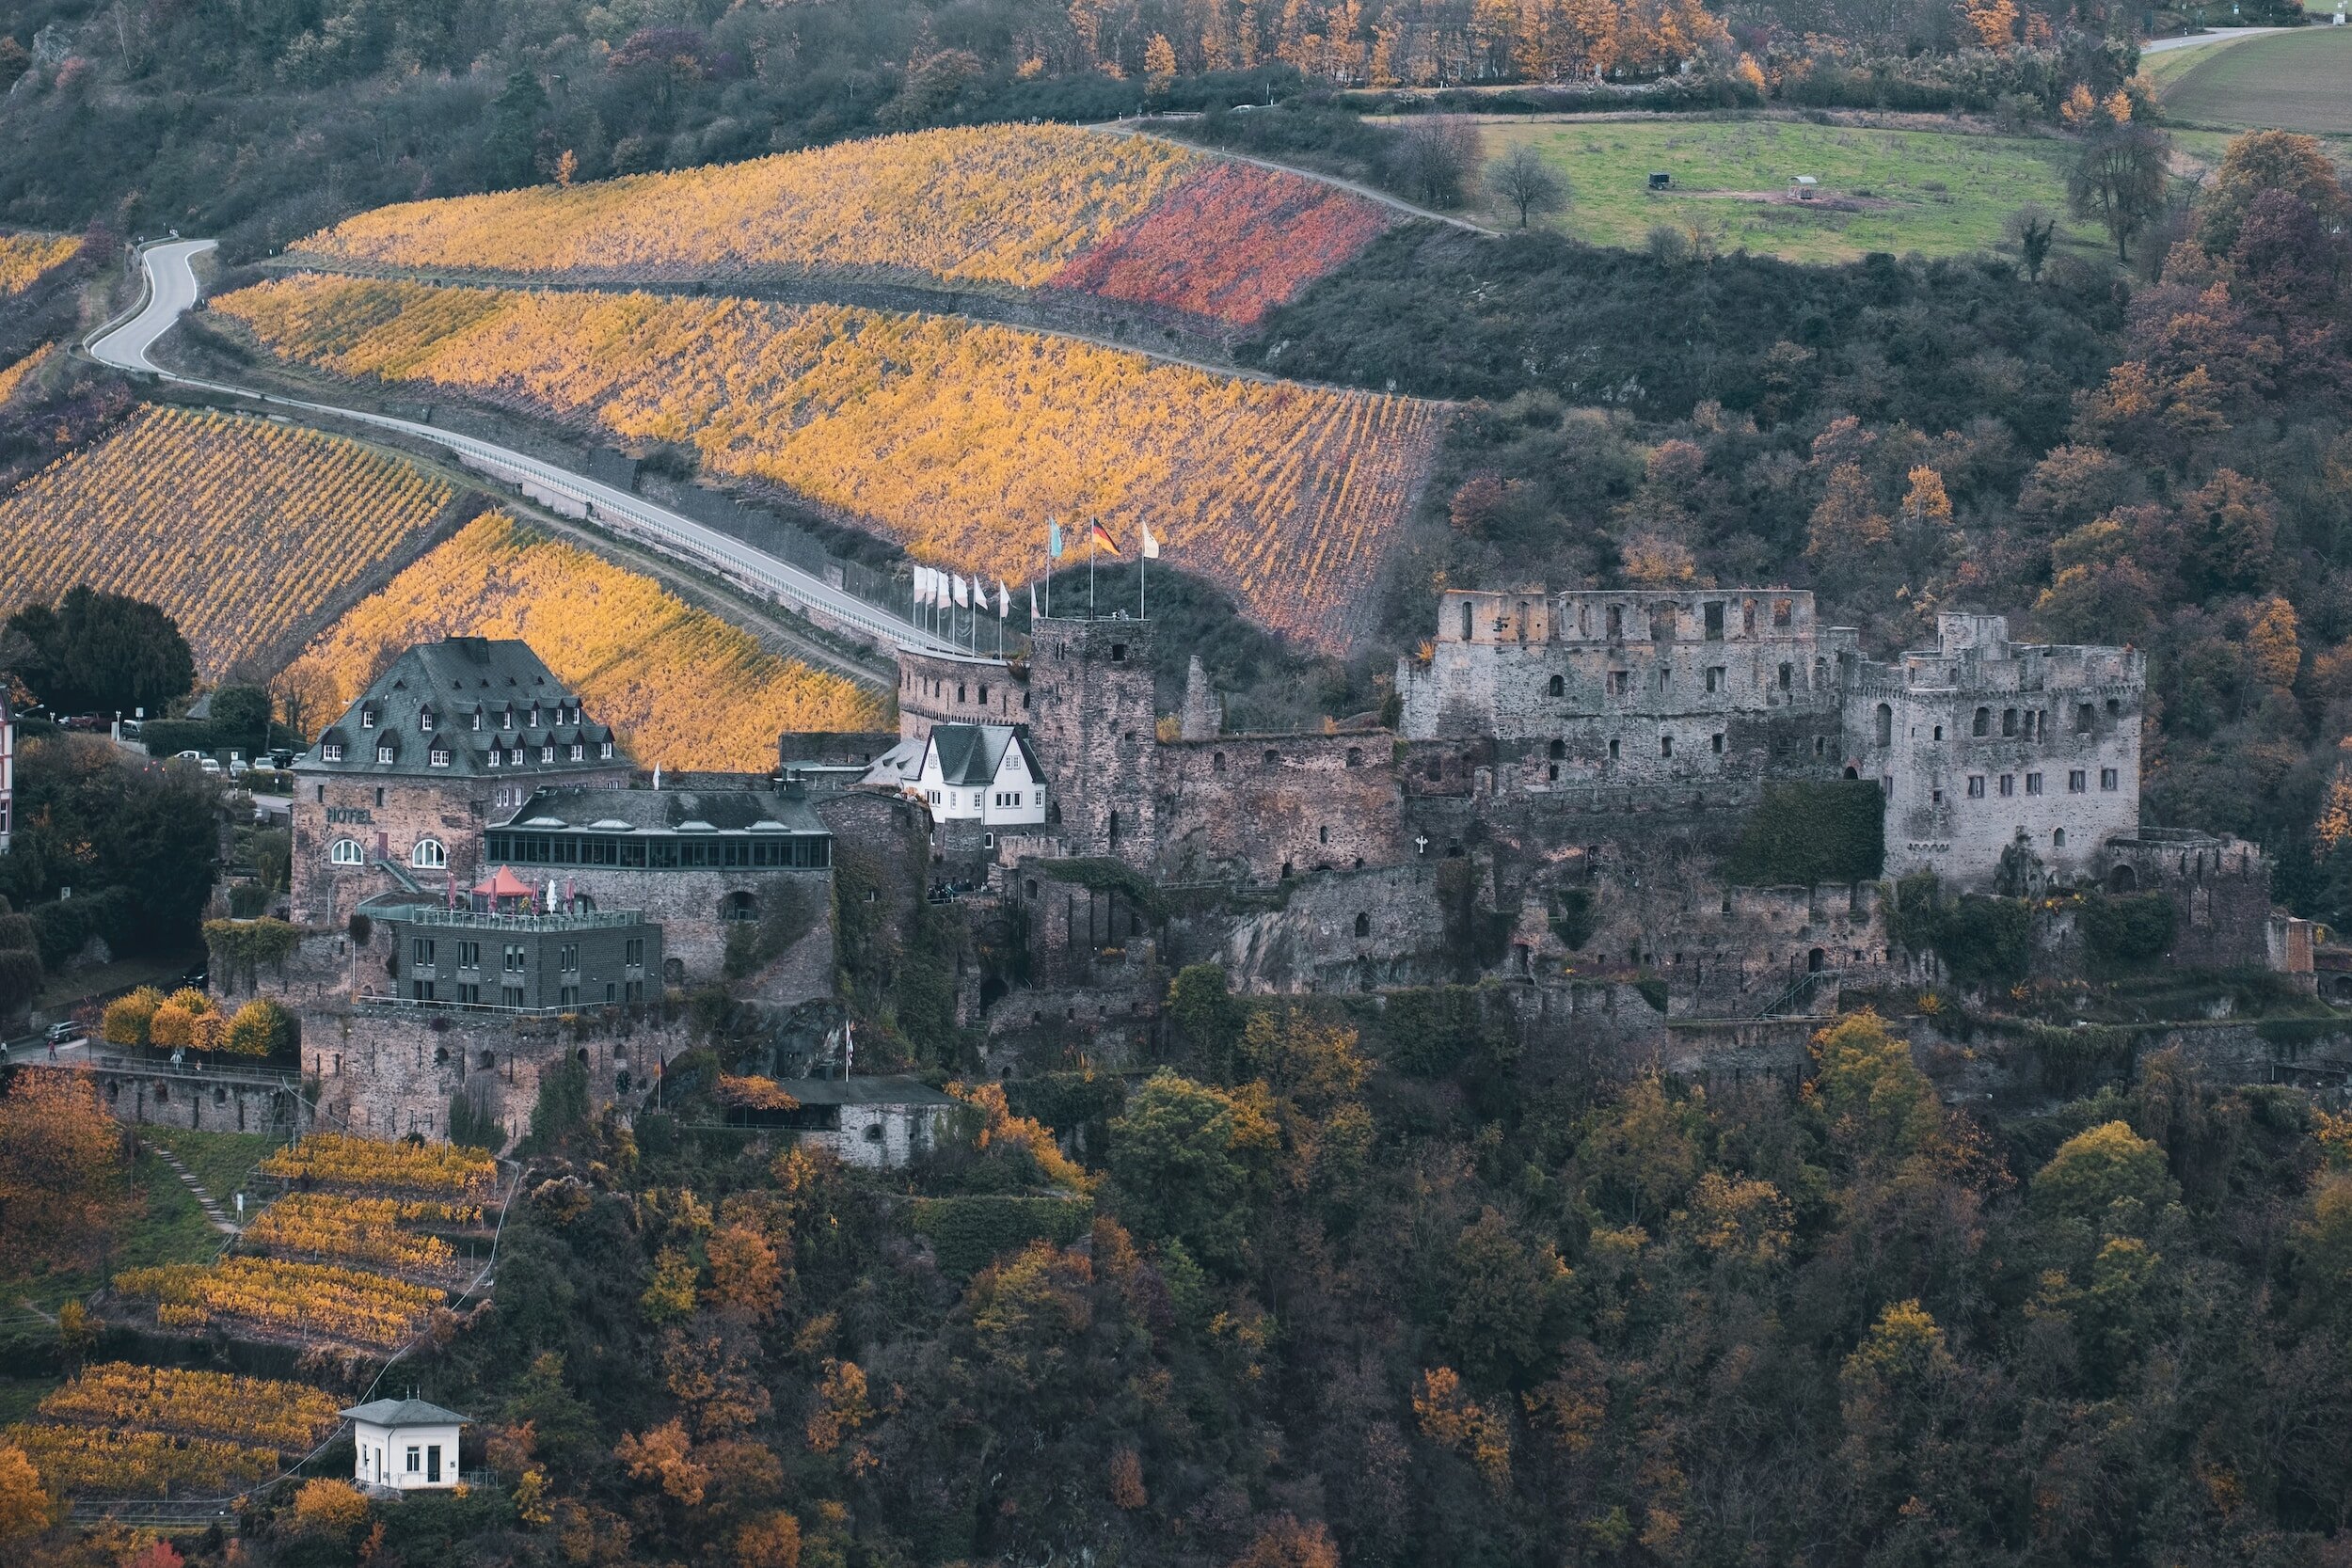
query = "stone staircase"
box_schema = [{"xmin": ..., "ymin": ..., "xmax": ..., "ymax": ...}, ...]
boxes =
[{"xmin": 144, "ymin": 1141, "xmax": 241, "ymax": 1235}]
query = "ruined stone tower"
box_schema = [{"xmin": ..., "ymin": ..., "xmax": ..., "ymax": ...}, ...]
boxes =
[
  {"xmin": 1180, "ymin": 655, "xmax": 1221, "ymax": 742},
  {"xmin": 1025, "ymin": 615, "xmax": 1158, "ymax": 867}
]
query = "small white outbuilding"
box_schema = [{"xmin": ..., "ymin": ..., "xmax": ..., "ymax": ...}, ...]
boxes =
[{"xmin": 343, "ymin": 1396, "xmax": 469, "ymax": 1492}]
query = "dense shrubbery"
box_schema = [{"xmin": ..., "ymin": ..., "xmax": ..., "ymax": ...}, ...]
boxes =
[
  {"xmin": 1724, "ymin": 780, "xmax": 1886, "ymax": 886},
  {"xmin": 0, "ymin": 734, "xmax": 215, "ymax": 962}
]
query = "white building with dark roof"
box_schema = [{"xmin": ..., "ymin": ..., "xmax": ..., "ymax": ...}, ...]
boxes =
[{"xmin": 344, "ymin": 1396, "xmax": 469, "ymax": 1493}]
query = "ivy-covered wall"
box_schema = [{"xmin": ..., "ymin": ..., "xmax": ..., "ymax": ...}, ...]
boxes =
[{"xmin": 1724, "ymin": 781, "xmax": 1884, "ymax": 888}]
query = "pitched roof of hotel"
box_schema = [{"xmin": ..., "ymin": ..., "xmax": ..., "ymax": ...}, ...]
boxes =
[{"xmin": 297, "ymin": 638, "xmax": 625, "ymax": 779}]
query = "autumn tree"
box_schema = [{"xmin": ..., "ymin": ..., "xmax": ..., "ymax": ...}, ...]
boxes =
[
  {"xmin": 0, "ymin": 1443, "xmax": 52, "ymax": 1544},
  {"xmin": 0, "ymin": 1070, "xmax": 120, "ymax": 1270},
  {"xmin": 1385, "ymin": 117, "xmax": 1483, "ymax": 209},
  {"xmin": 1804, "ymin": 463, "xmax": 1891, "ymax": 589},
  {"xmin": 1106, "ymin": 1069, "xmax": 1278, "ymax": 1272},
  {"xmin": 2194, "ymin": 129, "xmax": 2352, "ymax": 255}
]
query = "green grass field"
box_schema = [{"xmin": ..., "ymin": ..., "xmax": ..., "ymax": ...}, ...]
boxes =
[
  {"xmin": 2162, "ymin": 28, "xmax": 2352, "ymax": 132},
  {"xmin": 1470, "ymin": 118, "xmax": 2091, "ymax": 264}
]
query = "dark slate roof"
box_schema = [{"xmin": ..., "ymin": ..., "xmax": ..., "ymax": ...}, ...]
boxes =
[
  {"xmin": 505, "ymin": 785, "xmax": 831, "ymax": 838},
  {"xmin": 340, "ymin": 1397, "xmax": 469, "ymax": 1427},
  {"xmin": 928, "ymin": 723, "xmax": 1037, "ymax": 787},
  {"xmin": 785, "ymin": 1075, "xmax": 958, "ymax": 1107},
  {"xmin": 295, "ymin": 639, "xmax": 627, "ymax": 780}
]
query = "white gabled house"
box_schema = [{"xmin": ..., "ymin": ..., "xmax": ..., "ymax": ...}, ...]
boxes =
[
  {"xmin": 344, "ymin": 1397, "xmax": 469, "ymax": 1493},
  {"xmin": 904, "ymin": 724, "xmax": 1046, "ymax": 828}
]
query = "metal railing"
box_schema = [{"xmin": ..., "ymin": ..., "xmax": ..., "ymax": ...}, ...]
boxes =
[
  {"xmin": 352, "ymin": 992, "xmax": 637, "ymax": 1020},
  {"xmin": 382, "ymin": 904, "xmax": 649, "ymax": 932}
]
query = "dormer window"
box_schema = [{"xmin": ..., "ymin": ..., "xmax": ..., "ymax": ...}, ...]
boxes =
[
  {"xmin": 359, "ymin": 707, "xmax": 376, "ymax": 729},
  {"xmin": 486, "ymin": 750, "xmax": 501, "ymax": 768},
  {"xmin": 419, "ymin": 708, "xmax": 435, "ymax": 732},
  {"xmin": 507, "ymin": 748, "xmax": 523, "ymax": 766},
  {"xmin": 430, "ymin": 747, "xmax": 451, "ymax": 768},
  {"xmin": 569, "ymin": 743, "xmax": 584, "ymax": 762},
  {"xmin": 322, "ymin": 742, "xmax": 344, "ymax": 763},
  {"xmin": 599, "ymin": 741, "xmax": 614, "ymax": 760},
  {"xmin": 500, "ymin": 709, "xmax": 514, "ymax": 731},
  {"xmin": 541, "ymin": 745, "xmax": 555, "ymax": 764},
  {"xmin": 376, "ymin": 743, "xmax": 394, "ymax": 764},
  {"xmin": 529, "ymin": 706, "xmax": 542, "ymax": 728},
  {"xmin": 470, "ymin": 711, "xmax": 484, "ymax": 731}
]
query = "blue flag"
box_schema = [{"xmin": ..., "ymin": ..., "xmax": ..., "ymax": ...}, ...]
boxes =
[{"xmin": 1047, "ymin": 518, "xmax": 1064, "ymax": 560}]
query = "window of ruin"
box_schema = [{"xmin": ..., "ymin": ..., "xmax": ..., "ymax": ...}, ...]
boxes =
[
  {"xmin": 1549, "ymin": 739, "xmax": 1566, "ymax": 760},
  {"xmin": 2102, "ymin": 768, "xmax": 2119, "ymax": 790},
  {"xmin": 1773, "ymin": 599, "xmax": 1792, "ymax": 627},
  {"xmin": 1875, "ymin": 704, "xmax": 1893, "ymax": 746},
  {"xmin": 1704, "ymin": 602, "xmax": 1724, "ymax": 641},
  {"xmin": 1110, "ymin": 644, "xmax": 1126, "ymax": 661},
  {"xmin": 2053, "ymin": 829, "xmax": 2067, "ymax": 847},
  {"xmin": 1660, "ymin": 736, "xmax": 1673, "ymax": 758},
  {"xmin": 1973, "ymin": 707, "xmax": 1991, "ymax": 736},
  {"xmin": 1711, "ymin": 733, "xmax": 1724, "ymax": 754},
  {"xmin": 1549, "ymin": 674, "xmax": 1565, "ymax": 697},
  {"xmin": 1281, "ymin": 862, "xmax": 1293, "ymax": 879},
  {"xmin": 2070, "ymin": 769, "xmax": 2087, "ymax": 792},
  {"xmin": 1263, "ymin": 750, "xmax": 1279, "ymax": 768},
  {"xmin": 1548, "ymin": 765, "xmax": 1559, "ymax": 781},
  {"xmin": 1968, "ymin": 776, "xmax": 1985, "ymax": 797},
  {"xmin": 1777, "ymin": 663, "xmax": 1792, "ymax": 690},
  {"xmin": 978, "ymin": 686, "xmax": 989, "ymax": 705},
  {"xmin": 1999, "ymin": 774, "xmax": 2015, "ymax": 797},
  {"xmin": 1427, "ymin": 757, "xmax": 1443, "ymax": 781},
  {"xmin": 2026, "ymin": 772, "xmax": 2043, "ymax": 795},
  {"xmin": 2002, "ymin": 708, "xmax": 2018, "ymax": 736},
  {"xmin": 1608, "ymin": 738, "xmax": 1620, "ymax": 760},
  {"xmin": 1609, "ymin": 670, "xmax": 1629, "ymax": 696},
  {"xmin": 1706, "ymin": 666, "xmax": 1724, "ymax": 692},
  {"xmin": 1649, "ymin": 606, "xmax": 1675, "ymax": 641},
  {"xmin": 1355, "ymin": 912, "xmax": 1371, "ymax": 938},
  {"xmin": 1844, "ymin": 765, "xmax": 1859, "ymax": 779},
  {"xmin": 2106, "ymin": 698, "xmax": 2121, "ymax": 717},
  {"xmin": 1814, "ymin": 736, "xmax": 1826, "ymax": 756},
  {"xmin": 1881, "ymin": 774, "xmax": 1893, "ymax": 795},
  {"xmin": 1462, "ymin": 603, "xmax": 1475, "ymax": 641},
  {"xmin": 1346, "ymin": 747, "xmax": 1363, "ymax": 768},
  {"xmin": 1108, "ymin": 811, "xmax": 1120, "ymax": 845},
  {"xmin": 1212, "ymin": 752, "xmax": 1225, "ymax": 772},
  {"xmin": 1606, "ymin": 605, "xmax": 1622, "ymax": 639},
  {"xmin": 1932, "ymin": 788, "xmax": 1944, "ymax": 805},
  {"xmin": 1933, "ymin": 724, "xmax": 1944, "ymax": 741}
]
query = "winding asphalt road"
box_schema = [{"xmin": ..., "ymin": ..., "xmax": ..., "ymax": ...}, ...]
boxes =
[{"xmin": 86, "ymin": 240, "xmax": 976, "ymax": 661}]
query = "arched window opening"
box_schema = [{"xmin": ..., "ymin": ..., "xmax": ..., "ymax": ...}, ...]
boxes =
[
  {"xmin": 1549, "ymin": 674, "xmax": 1565, "ymax": 697},
  {"xmin": 411, "ymin": 838, "xmax": 447, "ymax": 870},
  {"xmin": 1974, "ymin": 706, "xmax": 1991, "ymax": 736},
  {"xmin": 720, "ymin": 891, "xmax": 761, "ymax": 923},
  {"xmin": 331, "ymin": 838, "xmax": 365, "ymax": 865},
  {"xmin": 1874, "ymin": 704, "xmax": 1893, "ymax": 747},
  {"xmin": 1355, "ymin": 912, "xmax": 1371, "ymax": 938}
]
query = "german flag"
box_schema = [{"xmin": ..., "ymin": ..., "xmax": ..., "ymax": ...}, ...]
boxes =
[{"xmin": 1089, "ymin": 520, "xmax": 1119, "ymax": 554}]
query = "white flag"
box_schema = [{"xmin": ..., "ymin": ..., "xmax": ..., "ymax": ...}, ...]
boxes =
[
  {"xmin": 1141, "ymin": 522, "xmax": 1161, "ymax": 561},
  {"xmin": 1029, "ymin": 581, "xmax": 1040, "ymax": 620},
  {"xmin": 919, "ymin": 566, "xmax": 936, "ymax": 607},
  {"xmin": 997, "ymin": 579, "xmax": 1010, "ymax": 618},
  {"xmin": 953, "ymin": 574, "xmax": 971, "ymax": 609}
]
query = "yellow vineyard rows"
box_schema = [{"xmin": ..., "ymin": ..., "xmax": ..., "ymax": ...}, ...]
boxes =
[
  {"xmin": 259, "ymin": 1131, "xmax": 498, "ymax": 1197},
  {"xmin": 284, "ymin": 513, "xmax": 890, "ymax": 769},
  {"xmin": 0, "ymin": 231, "xmax": 76, "ymax": 295},
  {"xmin": 35, "ymin": 1364, "xmax": 342, "ymax": 1453},
  {"xmin": 6, "ymin": 1423, "xmax": 280, "ymax": 1498},
  {"xmin": 113, "ymin": 1257, "xmax": 445, "ymax": 1350},
  {"xmin": 241, "ymin": 1192, "xmax": 467, "ymax": 1274},
  {"xmin": 0, "ymin": 406, "xmax": 453, "ymax": 678},
  {"xmin": 216, "ymin": 277, "xmax": 1446, "ymax": 650},
  {"xmin": 289, "ymin": 124, "xmax": 1197, "ymax": 289},
  {"xmin": 0, "ymin": 342, "xmax": 53, "ymax": 403}
]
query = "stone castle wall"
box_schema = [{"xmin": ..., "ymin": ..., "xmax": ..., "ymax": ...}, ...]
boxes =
[{"xmin": 1155, "ymin": 732, "xmax": 1409, "ymax": 883}]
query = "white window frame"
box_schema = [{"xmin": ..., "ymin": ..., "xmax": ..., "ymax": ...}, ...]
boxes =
[
  {"xmin": 330, "ymin": 838, "xmax": 365, "ymax": 865},
  {"xmin": 412, "ymin": 838, "xmax": 447, "ymax": 870},
  {"xmin": 322, "ymin": 743, "xmax": 344, "ymax": 763}
]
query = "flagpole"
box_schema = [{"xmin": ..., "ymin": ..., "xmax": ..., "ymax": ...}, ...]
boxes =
[
  {"xmin": 1138, "ymin": 543, "xmax": 1145, "ymax": 620},
  {"xmin": 1089, "ymin": 522, "xmax": 1098, "ymax": 617}
]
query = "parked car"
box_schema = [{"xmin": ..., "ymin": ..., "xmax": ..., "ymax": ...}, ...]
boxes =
[
  {"xmin": 47, "ymin": 1021, "xmax": 86, "ymax": 1045},
  {"xmin": 199, "ymin": 758, "xmax": 224, "ymax": 778},
  {"xmin": 172, "ymin": 750, "xmax": 204, "ymax": 763}
]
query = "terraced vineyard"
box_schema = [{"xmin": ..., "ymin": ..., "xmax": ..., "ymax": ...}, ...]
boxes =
[
  {"xmin": 285, "ymin": 123, "xmax": 1393, "ymax": 328},
  {"xmin": 215, "ymin": 277, "xmax": 1446, "ymax": 650},
  {"xmin": 0, "ymin": 230, "xmax": 76, "ymax": 295},
  {"xmin": 5, "ymin": 1365, "xmax": 345, "ymax": 1497},
  {"xmin": 0, "ymin": 406, "xmax": 455, "ymax": 677},
  {"xmin": 282, "ymin": 512, "xmax": 891, "ymax": 769}
]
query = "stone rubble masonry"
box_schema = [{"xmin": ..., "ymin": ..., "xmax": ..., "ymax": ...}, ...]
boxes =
[
  {"xmin": 1022, "ymin": 616, "xmax": 1160, "ymax": 866},
  {"xmin": 1851, "ymin": 613, "xmax": 2143, "ymax": 888},
  {"xmin": 895, "ymin": 649, "xmax": 1033, "ymax": 744},
  {"xmin": 1155, "ymin": 731, "xmax": 1407, "ymax": 884}
]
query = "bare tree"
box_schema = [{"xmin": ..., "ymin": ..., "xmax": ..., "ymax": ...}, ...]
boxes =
[
  {"xmin": 1385, "ymin": 116, "xmax": 1485, "ymax": 211},
  {"xmin": 2068, "ymin": 120, "xmax": 2170, "ymax": 264},
  {"xmin": 1487, "ymin": 143, "xmax": 1567, "ymax": 229}
]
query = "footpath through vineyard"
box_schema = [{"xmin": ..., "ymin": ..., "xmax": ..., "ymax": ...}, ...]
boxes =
[{"xmin": 10, "ymin": 1133, "xmax": 512, "ymax": 1505}]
